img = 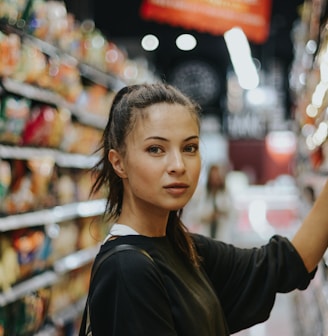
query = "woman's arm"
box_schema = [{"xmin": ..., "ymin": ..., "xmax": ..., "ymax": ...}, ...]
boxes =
[{"xmin": 292, "ymin": 179, "xmax": 328, "ymax": 272}]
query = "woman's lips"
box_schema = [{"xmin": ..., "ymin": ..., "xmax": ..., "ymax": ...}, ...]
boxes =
[{"xmin": 164, "ymin": 183, "xmax": 189, "ymax": 196}]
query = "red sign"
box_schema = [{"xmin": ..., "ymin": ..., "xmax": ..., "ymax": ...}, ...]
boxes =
[{"xmin": 140, "ymin": 0, "xmax": 272, "ymax": 43}]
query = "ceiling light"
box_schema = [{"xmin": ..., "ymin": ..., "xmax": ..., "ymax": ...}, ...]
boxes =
[
  {"xmin": 141, "ymin": 34, "xmax": 159, "ymax": 51},
  {"xmin": 224, "ymin": 27, "xmax": 259, "ymax": 90},
  {"xmin": 176, "ymin": 34, "xmax": 197, "ymax": 51}
]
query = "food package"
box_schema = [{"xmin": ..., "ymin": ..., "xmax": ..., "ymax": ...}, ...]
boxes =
[
  {"xmin": 12, "ymin": 43, "xmax": 48, "ymax": 85},
  {"xmin": 12, "ymin": 227, "xmax": 49, "ymax": 280},
  {"xmin": 0, "ymin": 234, "xmax": 20, "ymax": 291},
  {"xmin": 21, "ymin": 105, "xmax": 69, "ymax": 148},
  {"xmin": 1, "ymin": 158, "xmax": 55, "ymax": 214},
  {"xmin": 26, "ymin": 0, "xmax": 68, "ymax": 43},
  {"xmin": 60, "ymin": 122, "xmax": 102, "ymax": 155},
  {"xmin": 0, "ymin": 95, "xmax": 31, "ymax": 145},
  {"xmin": 1, "ymin": 160, "xmax": 34, "ymax": 214},
  {"xmin": 0, "ymin": 32, "xmax": 21, "ymax": 77},
  {"xmin": 9, "ymin": 288, "xmax": 51, "ymax": 336},
  {"xmin": 47, "ymin": 59, "xmax": 84, "ymax": 103},
  {"xmin": 0, "ymin": 159, "xmax": 11, "ymax": 204},
  {"xmin": 49, "ymin": 220, "xmax": 79, "ymax": 262},
  {"xmin": 56, "ymin": 170, "xmax": 76, "ymax": 205},
  {"xmin": 76, "ymin": 84, "xmax": 114, "ymax": 117}
]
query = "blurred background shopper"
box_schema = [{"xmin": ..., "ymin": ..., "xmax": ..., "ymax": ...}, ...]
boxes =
[{"xmin": 194, "ymin": 164, "xmax": 234, "ymax": 240}]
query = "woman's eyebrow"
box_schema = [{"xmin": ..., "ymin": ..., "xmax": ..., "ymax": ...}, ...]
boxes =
[
  {"xmin": 184, "ymin": 135, "xmax": 199, "ymax": 142},
  {"xmin": 145, "ymin": 136, "xmax": 167, "ymax": 141},
  {"xmin": 144, "ymin": 135, "xmax": 199, "ymax": 142}
]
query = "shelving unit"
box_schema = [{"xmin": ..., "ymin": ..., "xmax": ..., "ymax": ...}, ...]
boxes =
[
  {"xmin": 0, "ymin": 1, "xmax": 156, "ymax": 334},
  {"xmin": 0, "ymin": 77, "xmax": 108, "ymax": 129},
  {"xmin": 0, "ymin": 198, "xmax": 105, "ymax": 231},
  {"xmin": 290, "ymin": 0, "xmax": 328, "ymax": 334}
]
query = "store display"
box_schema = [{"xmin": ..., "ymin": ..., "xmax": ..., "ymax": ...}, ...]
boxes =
[
  {"xmin": 290, "ymin": 0, "xmax": 328, "ymax": 335},
  {"xmin": 12, "ymin": 227, "xmax": 49, "ymax": 279},
  {"xmin": 0, "ymin": 94, "xmax": 31, "ymax": 145},
  {"xmin": 0, "ymin": 234, "xmax": 20, "ymax": 291},
  {"xmin": 0, "ymin": 0, "xmax": 156, "ymax": 334},
  {"xmin": 0, "ymin": 159, "xmax": 11, "ymax": 202},
  {"xmin": 0, "ymin": 31, "xmax": 21, "ymax": 77},
  {"xmin": 59, "ymin": 122, "xmax": 103, "ymax": 155}
]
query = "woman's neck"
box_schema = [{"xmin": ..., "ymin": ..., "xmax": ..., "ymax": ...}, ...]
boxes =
[{"xmin": 117, "ymin": 212, "xmax": 168, "ymax": 237}]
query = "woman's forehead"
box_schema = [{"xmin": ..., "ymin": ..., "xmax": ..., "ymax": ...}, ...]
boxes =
[
  {"xmin": 137, "ymin": 103, "xmax": 198, "ymax": 128},
  {"xmin": 126, "ymin": 103, "xmax": 199, "ymax": 140}
]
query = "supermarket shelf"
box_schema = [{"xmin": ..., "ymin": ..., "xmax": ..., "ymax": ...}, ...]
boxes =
[
  {"xmin": 54, "ymin": 245, "xmax": 99, "ymax": 274},
  {"xmin": 0, "ymin": 245, "xmax": 98, "ymax": 307},
  {"xmin": 1, "ymin": 77, "xmax": 108, "ymax": 129},
  {"xmin": 0, "ymin": 144, "xmax": 99, "ymax": 168},
  {"xmin": 0, "ymin": 199, "xmax": 106, "ymax": 231},
  {"xmin": 51, "ymin": 296, "xmax": 87, "ymax": 327},
  {"xmin": 0, "ymin": 271, "xmax": 58, "ymax": 306}
]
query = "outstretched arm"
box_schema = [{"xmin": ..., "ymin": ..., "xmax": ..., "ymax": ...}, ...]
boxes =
[{"xmin": 292, "ymin": 179, "xmax": 328, "ymax": 272}]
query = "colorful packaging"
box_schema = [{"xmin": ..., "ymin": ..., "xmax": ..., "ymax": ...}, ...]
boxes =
[
  {"xmin": 0, "ymin": 159, "xmax": 11, "ymax": 204},
  {"xmin": 0, "ymin": 32, "xmax": 21, "ymax": 77},
  {"xmin": 21, "ymin": 105, "xmax": 68, "ymax": 148},
  {"xmin": 0, "ymin": 95, "xmax": 30, "ymax": 145}
]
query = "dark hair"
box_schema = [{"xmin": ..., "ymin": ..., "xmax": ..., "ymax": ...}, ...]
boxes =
[{"xmin": 91, "ymin": 82, "xmax": 201, "ymax": 266}]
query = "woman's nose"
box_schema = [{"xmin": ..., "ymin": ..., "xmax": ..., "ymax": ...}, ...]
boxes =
[{"xmin": 168, "ymin": 151, "xmax": 186, "ymax": 174}]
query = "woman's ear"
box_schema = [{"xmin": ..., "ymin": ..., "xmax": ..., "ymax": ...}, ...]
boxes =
[{"xmin": 108, "ymin": 149, "xmax": 127, "ymax": 178}]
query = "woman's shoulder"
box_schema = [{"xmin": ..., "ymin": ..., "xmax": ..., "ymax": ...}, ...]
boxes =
[
  {"xmin": 90, "ymin": 241, "xmax": 157, "ymax": 290},
  {"xmin": 191, "ymin": 232, "xmax": 228, "ymax": 251},
  {"xmin": 98, "ymin": 240, "xmax": 155, "ymax": 268}
]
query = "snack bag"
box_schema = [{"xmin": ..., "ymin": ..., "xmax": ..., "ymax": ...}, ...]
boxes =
[{"xmin": 0, "ymin": 95, "xmax": 30, "ymax": 145}]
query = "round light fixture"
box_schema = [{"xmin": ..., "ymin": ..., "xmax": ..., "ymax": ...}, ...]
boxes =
[
  {"xmin": 176, "ymin": 34, "xmax": 197, "ymax": 51},
  {"xmin": 141, "ymin": 34, "xmax": 159, "ymax": 51}
]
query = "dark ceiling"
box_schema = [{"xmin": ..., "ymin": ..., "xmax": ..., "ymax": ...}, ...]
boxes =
[
  {"xmin": 63, "ymin": 0, "xmax": 307, "ymax": 120},
  {"xmin": 64, "ymin": 0, "xmax": 304, "ymax": 60},
  {"xmin": 63, "ymin": 0, "xmax": 309, "ymax": 82}
]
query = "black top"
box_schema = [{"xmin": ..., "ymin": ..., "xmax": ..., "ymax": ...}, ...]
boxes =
[{"xmin": 84, "ymin": 234, "xmax": 315, "ymax": 335}]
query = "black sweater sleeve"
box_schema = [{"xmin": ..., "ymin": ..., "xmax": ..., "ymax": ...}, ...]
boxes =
[
  {"xmin": 193, "ymin": 234, "xmax": 317, "ymax": 333},
  {"xmin": 89, "ymin": 248, "xmax": 177, "ymax": 336}
]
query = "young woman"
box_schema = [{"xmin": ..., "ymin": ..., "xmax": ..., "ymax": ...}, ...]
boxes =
[
  {"xmin": 79, "ymin": 82, "xmax": 328, "ymax": 335},
  {"xmin": 195, "ymin": 164, "xmax": 234, "ymax": 240}
]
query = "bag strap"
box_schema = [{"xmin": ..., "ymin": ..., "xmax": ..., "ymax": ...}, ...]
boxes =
[
  {"xmin": 81, "ymin": 244, "xmax": 154, "ymax": 336},
  {"xmin": 90, "ymin": 244, "xmax": 153, "ymax": 283}
]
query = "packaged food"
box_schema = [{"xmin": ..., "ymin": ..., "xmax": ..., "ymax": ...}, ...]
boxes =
[
  {"xmin": 0, "ymin": 95, "xmax": 30, "ymax": 145},
  {"xmin": 0, "ymin": 159, "xmax": 11, "ymax": 204},
  {"xmin": 21, "ymin": 105, "xmax": 69, "ymax": 148},
  {"xmin": 0, "ymin": 32, "xmax": 21, "ymax": 77}
]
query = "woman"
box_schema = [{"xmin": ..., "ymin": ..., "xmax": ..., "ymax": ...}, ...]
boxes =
[
  {"xmin": 195, "ymin": 164, "xmax": 234, "ymax": 240},
  {"xmin": 79, "ymin": 82, "xmax": 328, "ymax": 335}
]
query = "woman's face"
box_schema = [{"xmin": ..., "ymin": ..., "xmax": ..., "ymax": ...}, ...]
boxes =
[{"xmin": 118, "ymin": 102, "xmax": 201, "ymax": 213}]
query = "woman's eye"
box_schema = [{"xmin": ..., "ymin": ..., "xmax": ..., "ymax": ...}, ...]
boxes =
[
  {"xmin": 147, "ymin": 146, "xmax": 163, "ymax": 154},
  {"xmin": 184, "ymin": 144, "xmax": 198, "ymax": 153}
]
